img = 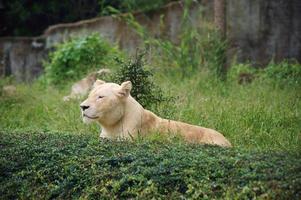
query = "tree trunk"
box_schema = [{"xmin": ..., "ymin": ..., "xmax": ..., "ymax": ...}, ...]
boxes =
[
  {"xmin": 214, "ymin": 0, "xmax": 227, "ymax": 78},
  {"xmin": 214, "ymin": 0, "xmax": 226, "ymax": 39}
]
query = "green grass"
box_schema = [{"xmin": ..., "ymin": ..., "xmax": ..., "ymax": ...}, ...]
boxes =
[
  {"xmin": 162, "ymin": 74, "xmax": 301, "ymax": 152},
  {"xmin": 1, "ymin": 131, "xmax": 300, "ymax": 199},
  {"xmin": 0, "ymin": 69, "xmax": 301, "ymax": 198},
  {"xmin": 1, "ymin": 71, "xmax": 300, "ymax": 151},
  {"xmin": 0, "ymin": 83, "xmax": 98, "ymax": 134}
]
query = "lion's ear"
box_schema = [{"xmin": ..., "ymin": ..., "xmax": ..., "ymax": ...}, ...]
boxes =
[
  {"xmin": 118, "ymin": 81, "xmax": 132, "ymax": 97},
  {"xmin": 93, "ymin": 80, "xmax": 105, "ymax": 88}
]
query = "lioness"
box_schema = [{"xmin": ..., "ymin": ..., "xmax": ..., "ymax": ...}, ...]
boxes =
[
  {"xmin": 80, "ymin": 80, "xmax": 232, "ymax": 147},
  {"xmin": 63, "ymin": 69, "xmax": 111, "ymax": 101}
]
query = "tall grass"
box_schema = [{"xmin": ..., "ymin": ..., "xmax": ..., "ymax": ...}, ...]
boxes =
[
  {"xmin": 156, "ymin": 70, "xmax": 301, "ymax": 151},
  {"xmin": 0, "ymin": 83, "xmax": 98, "ymax": 134},
  {"xmin": 0, "ymin": 0, "xmax": 300, "ymax": 152},
  {"xmin": 1, "ymin": 68, "xmax": 300, "ymax": 152}
]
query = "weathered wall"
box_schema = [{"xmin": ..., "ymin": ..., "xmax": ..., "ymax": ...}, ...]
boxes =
[
  {"xmin": 42, "ymin": 1, "xmax": 212, "ymax": 50},
  {"xmin": 0, "ymin": 0, "xmax": 300, "ymax": 81},
  {"xmin": 227, "ymin": 0, "xmax": 301, "ymax": 66},
  {"xmin": 0, "ymin": 1, "xmax": 208, "ymax": 82},
  {"xmin": 0, "ymin": 37, "xmax": 47, "ymax": 82}
]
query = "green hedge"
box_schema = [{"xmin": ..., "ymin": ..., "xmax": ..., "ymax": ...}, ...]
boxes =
[{"xmin": 0, "ymin": 131, "xmax": 300, "ymax": 199}]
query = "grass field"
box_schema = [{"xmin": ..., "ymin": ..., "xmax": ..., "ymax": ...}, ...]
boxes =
[
  {"xmin": 1, "ymin": 63, "xmax": 301, "ymax": 198},
  {"xmin": 1, "ymin": 70, "xmax": 300, "ymax": 151}
]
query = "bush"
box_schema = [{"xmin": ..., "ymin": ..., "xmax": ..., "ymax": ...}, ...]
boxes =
[
  {"xmin": 112, "ymin": 52, "xmax": 172, "ymax": 111},
  {"xmin": 43, "ymin": 34, "xmax": 122, "ymax": 86},
  {"xmin": 227, "ymin": 63, "xmax": 257, "ymax": 84},
  {"xmin": 262, "ymin": 60, "xmax": 301, "ymax": 87},
  {"xmin": 1, "ymin": 131, "xmax": 300, "ymax": 199},
  {"xmin": 227, "ymin": 60, "xmax": 301, "ymax": 87}
]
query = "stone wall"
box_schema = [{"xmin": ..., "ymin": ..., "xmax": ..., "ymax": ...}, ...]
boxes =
[{"xmin": 0, "ymin": 0, "xmax": 300, "ymax": 81}]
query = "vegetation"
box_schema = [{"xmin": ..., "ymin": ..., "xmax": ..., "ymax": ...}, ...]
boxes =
[
  {"xmin": 43, "ymin": 34, "xmax": 121, "ymax": 86},
  {"xmin": 1, "ymin": 64, "xmax": 300, "ymax": 151},
  {"xmin": 1, "ymin": 131, "xmax": 300, "ymax": 199},
  {"xmin": 41, "ymin": 30, "xmax": 171, "ymax": 109},
  {"xmin": 121, "ymin": 1, "xmax": 227, "ymax": 79},
  {"xmin": 263, "ymin": 60, "xmax": 301, "ymax": 87},
  {"xmin": 1, "ymin": 0, "xmax": 100, "ymax": 36},
  {"xmin": 1, "ymin": 0, "xmax": 175, "ymax": 36},
  {"xmin": 100, "ymin": 0, "xmax": 175, "ymax": 15},
  {"xmin": 1, "ymin": 53, "xmax": 301, "ymax": 200},
  {"xmin": 228, "ymin": 60, "xmax": 301, "ymax": 87},
  {"xmin": 1, "ymin": 1, "xmax": 301, "ymax": 198},
  {"xmin": 112, "ymin": 52, "xmax": 173, "ymax": 111}
]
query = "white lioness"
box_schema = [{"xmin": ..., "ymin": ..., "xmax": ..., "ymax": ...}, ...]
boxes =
[
  {"xmin": 63, "ymin": 69, "xmax": 111, "ymax": 101},
  {"xmin": 80, "ymin": 80, "xmax": 232, "ymax": 147}
]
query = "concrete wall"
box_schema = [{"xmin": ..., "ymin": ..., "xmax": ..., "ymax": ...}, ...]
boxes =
[
  {"xmin": 0, "ymin": 0, "xmax": 300, "ymax": 81},
  {"xmin": 227, "ymin": 0, "xmax": 301, "ymax": 66},
  {"xmin": 1, "ymin": 1, "xmax": 206, "ymax": 82},
  {"xmin": 42, "ymin": 0, "xmax": 212, "ymax": 49},
  {"xmin": 0, "ymin": 37, "xmax": 47, "ymax": 82}
]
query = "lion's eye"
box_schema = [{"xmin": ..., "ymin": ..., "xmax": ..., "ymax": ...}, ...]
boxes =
[{"xmin": 98, "ymin": 96, "xmax": 104, "ymax": 99}]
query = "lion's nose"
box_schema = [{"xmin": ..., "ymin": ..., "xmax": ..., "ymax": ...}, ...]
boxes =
[{"xmin": 80, "ymin": 105, "xmax": 90, "ymax": 111}]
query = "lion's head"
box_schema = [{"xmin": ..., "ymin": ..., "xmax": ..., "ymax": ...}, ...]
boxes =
[{"xmin": 80, "ymin": 80, "xmax": 132, "ymax": 125}]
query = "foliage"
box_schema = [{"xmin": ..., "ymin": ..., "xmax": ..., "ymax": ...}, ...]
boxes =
[
  {"xmin": 1, "ymin": 0, "xmax": 101, "ymax": 36},
  {"xmin": 112, "ymin": 52, "xmax": 173, "ymax": 111},
  {"xmin": 100, "ymin": 0, "xmax": 175, "ymax": 15},
  {"xmin": 176, "ymin": 0, "xmax": 227, "ymax": 78},
  {"xmin": 1, "ymin": 0, "xmax": 175, "ymax": 37},
  {"xmin": 43, "ymin": 34, "xmax": 121, "ymax": 86},
  {"xmin": 227, "ymin": 63, "xmax": 258, "ymax": 83},
  {"xmin": 159, "ymin": 24, "xmax": 227, "ymax": 78},
  {"xmin": 262, "ymin": 60, "xmax": 301, "ymax": 87},
  {"xmin": 200, "ymin": 28, "xmax": 227, "ymax": 78},
  {"xmin": 1, "ymin": 131, "xmax": 300, "ymax": 199},
  {"xmin": 228, "ymin": 60, "xmax": 301, "ymax": 87},
  {"xmin": 121, "ymin": 1, "xmax": 228, "ymax": 78}
]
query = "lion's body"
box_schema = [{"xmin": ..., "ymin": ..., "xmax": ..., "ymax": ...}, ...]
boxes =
[{"xmin": 80, "ymin": 80, "xmax": 231, "ymax": 147}]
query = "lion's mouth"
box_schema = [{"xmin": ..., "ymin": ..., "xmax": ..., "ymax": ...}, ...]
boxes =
[{"xmin": 83, "ymin": 114, "xmax": 98, "ymax": 119}]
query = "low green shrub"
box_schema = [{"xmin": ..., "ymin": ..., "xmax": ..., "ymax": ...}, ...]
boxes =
[
  {"xmin": 1, "ymin": 131, "xmax": 300, "ymax": 199},
  {"xmin": 112, "ymin": 52, "xmax": 174, "ymax": 112},
  {"xmin": 227, "ymin": 60, "xmax": 301, "ymax": 87},
  {"xmin": 43, "ymin": 34, "xmax": 122, "ymax": 86},
  {"xmin": 263, "ymin": 60, "xmax": 301, "ymax": 87},
  {"xmin": 227, "ymin": 63, "xmax": 258, "ymax": 84}
]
